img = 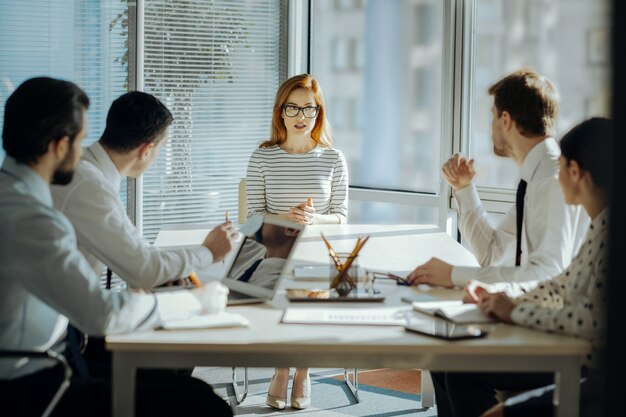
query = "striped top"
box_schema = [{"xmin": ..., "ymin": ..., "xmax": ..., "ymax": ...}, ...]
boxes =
[{"xmin": 246, "ymin": 145, "xmax": 348, "ymax": 223}]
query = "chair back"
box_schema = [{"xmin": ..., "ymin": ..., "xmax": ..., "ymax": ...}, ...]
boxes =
[{"xmin": 238, "ymin": 178, "xmax": 247, "ymax": 225}]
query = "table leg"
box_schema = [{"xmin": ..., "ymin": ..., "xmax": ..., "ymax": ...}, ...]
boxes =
[
  {"xmin": 421, "ymin": 370, "xmax": 435, "ymax": 408},
  {"xmin": 554, "ymin": 361, "xmax": 581, "ymax": 417},
  {"xmin": 112, "ymin": 353, "xmax": 136, "ymax": 417}
]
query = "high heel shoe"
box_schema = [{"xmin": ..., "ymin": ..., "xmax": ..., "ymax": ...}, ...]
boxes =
[
  {"xmin": 266, "ymin": 374, "xmax": 288, "ymax": 410},
  {"xmin": 290, "ymin": 373, "xmax": 311, "ymax": 409}
]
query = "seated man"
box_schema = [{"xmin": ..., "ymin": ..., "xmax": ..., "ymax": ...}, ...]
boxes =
[
  {"xmin": 52, "ymin": 91, "xmax": 232, "ymax": 290},
  {"xmin": 408, "ymin": 69, "xmax": 588, "ymax": 295},
  {"xmin": 0, "ymin": 77, "xmax": 236, "ymax": 417}
]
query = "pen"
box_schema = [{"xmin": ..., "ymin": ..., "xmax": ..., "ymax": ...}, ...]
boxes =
[
  {"xmin": 188, "ymin": 271, "xmax": 202, "ymax": 288},
  {"xmin": 225, "ymin": 211, "xmax": 229, "ymax": 222}
]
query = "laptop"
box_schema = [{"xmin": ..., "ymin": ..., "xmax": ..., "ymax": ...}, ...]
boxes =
[{"xmin": 222, "ymin": 216, "xmax": 304, "ymax": 305}]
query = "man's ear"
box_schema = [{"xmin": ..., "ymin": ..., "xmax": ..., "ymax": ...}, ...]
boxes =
[
  {"xmin": 50, "ymin": 136, "xmax": 70, "ymax": 160},
  {"xmin": 137, "ymin": 142, "xmax": 155, "ymax": 160},
  {"xmin": 501, "ymin": 111, "xmax": 513, "ymax": 131},
  {"xmin": 567, "ymin": 159, "xmax": 583, "ymax": 184}
]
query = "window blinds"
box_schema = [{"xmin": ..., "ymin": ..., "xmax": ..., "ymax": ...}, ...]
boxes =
[
  {"xmin": 141, "ymin": 0, "xmax": 287, "ymax": 242},
  {"xmin": 0, "ymin": 0, "xmax": 128, "ymax": 158}
]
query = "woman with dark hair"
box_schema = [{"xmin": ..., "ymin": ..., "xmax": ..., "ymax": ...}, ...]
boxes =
[{"xmin": 434, "ymin": 117, "xmax": 612, "ymax": 417}]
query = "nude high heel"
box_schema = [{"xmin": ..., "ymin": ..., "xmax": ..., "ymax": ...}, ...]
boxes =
[
  {"xmin": 290, "ymin": 373, "xmax": 311, "ymax": 409},
  {"xmin": 266, "ymin": 374, "xmax": 288, "ymax": 410}
]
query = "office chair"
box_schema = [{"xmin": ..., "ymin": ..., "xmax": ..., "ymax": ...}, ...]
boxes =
[{"xmin": 0, "ymin": 349, "xmax": 73, "ymax": 417}]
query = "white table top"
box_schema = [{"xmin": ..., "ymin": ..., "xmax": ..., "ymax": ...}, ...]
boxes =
[{"xmin": 108, "ymin": 224, "xmax": 589, "ymax": 358}]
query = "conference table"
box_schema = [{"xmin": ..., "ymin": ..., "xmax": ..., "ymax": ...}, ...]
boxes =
[{"xmin": 107, "ymin": 224, "xmax": 590, "ymax": 417}]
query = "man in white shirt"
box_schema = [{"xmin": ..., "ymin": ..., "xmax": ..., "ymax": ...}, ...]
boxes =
[
  {"xmin": 52, "ymin": 91, "xmax": 232, "ymax": 289},
  {"xmin": 0, "ymin": 77, "xmax": 235, "ymax": 416},
  {"xmin": 408, "ymin": 69, "xmax": 588, "ymax": 294}
]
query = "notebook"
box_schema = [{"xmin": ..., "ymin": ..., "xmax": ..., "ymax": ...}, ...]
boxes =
[
  {"xmin": 411, "ymin": 300, "xmax": 496, "ymax": 324},
  {"xmin": 161, "ymin": 312, "xmax": 250, "ymax": 330}
]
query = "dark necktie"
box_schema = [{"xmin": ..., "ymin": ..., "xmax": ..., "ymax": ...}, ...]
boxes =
[
  {"xmin": 515, "ymin": 179, "xmax": 528, "ymax": 266},
  {"xmin": 238, "ymin": 259, "xmax": 263, "ymax": 282}
]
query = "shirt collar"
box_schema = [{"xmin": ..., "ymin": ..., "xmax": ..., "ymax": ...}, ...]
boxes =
[
  {"xmin": 83, "ymin": 142, "xmax": 122, "ymax": 193},
  {"xmin": 1, "ymin": 157, "xmax": 53, "ymax": 207},
  {"xmin": 520, "ymin": 137, "xmax": 560, "ymax": 182},
  {"xmin": 588, "ymin": 207, "xmax": 609, "ymax": 239}
]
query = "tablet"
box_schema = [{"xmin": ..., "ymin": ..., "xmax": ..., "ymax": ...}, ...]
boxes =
[{"xmin": 285, "ymin": 288, "xmax": 385, "ymax": 302}]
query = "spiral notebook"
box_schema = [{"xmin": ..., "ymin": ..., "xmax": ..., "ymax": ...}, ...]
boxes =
[{"xmin": 280, "ymin": 306, "xmax": 412, "ymax": 326}]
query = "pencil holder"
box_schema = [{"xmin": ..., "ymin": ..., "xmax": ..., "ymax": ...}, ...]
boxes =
[{"xmin": 329, "ymin": 252, "xmax": 359, "ymax": 297}]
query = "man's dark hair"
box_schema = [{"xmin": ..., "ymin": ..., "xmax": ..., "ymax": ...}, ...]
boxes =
[
  {"xmin": 488, "ymin": 69, "xmax": 560, "ymax": 137},
  {"xmin": 99, "ymin": 91, "xmax": 173, "ymax": 152},
  {"xmin": 560, "ymin": 117, "xmax": 613, "ymax": 189},
  {"xmin": 2, "ymin": 77, "xmax": 89, "ymax": 164}
]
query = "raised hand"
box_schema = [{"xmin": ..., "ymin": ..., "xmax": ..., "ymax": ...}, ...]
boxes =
[
  {"xmin": 202, "ymin": 221, "xmax": 238, "ymax": 262},
  {"xmin": 442, "ymin": 153, "xmax": 476, "ymax": 191}
]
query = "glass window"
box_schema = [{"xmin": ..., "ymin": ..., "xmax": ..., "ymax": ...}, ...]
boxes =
[
  {"xmin": 140, "ymin": 0, "xmax": 287, "ymax": 242},
  {"xmin": 312, "ymin": 0, "xmax": 445, "ymax": 209},
  {"xmin": 0, "ymin": 0, "xmax": 128, "ymax": 163},
  {"xmin": 470, "ymin": 0, "xmax": 611, "ymax": 189}
]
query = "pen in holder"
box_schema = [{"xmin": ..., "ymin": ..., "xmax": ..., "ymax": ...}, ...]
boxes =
[
  {"xmin": 329, "ymin": 252, "xmax": 359, "ymax": 296},
  {"xmin": 321, "ymin": 232, "xmax": 370, "ymax": 298}
]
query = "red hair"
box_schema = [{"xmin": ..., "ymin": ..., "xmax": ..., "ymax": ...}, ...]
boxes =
[{"xmin": 260, "ymin": 74, "xmax": 332, "ymax": 148}]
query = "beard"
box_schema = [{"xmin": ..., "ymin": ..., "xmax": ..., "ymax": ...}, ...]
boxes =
[
  {"xmin": 51, "ymin": 168, "xmax": 74, "ymax": 185},
  {"xmin": 51, "ymin": 148, "xmax": 76, "ymax": 185}
]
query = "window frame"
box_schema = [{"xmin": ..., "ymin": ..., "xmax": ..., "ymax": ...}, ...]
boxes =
[{"xmin": 123, "ymin": 0, "xmax": 523, "ymax": 234}]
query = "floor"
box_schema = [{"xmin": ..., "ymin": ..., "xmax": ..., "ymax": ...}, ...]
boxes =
[{"xmin": 193, "ymin": 367, "xmax": 439, "ymax": 416}]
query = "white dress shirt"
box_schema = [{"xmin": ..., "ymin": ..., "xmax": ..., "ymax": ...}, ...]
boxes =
[
  {"xmin": 451, "ymin": 138, "xmax": 588, "ymax": 292},
  {"xmin": 511, "ymin": 208, "xmax": 608, "ymax": 368},
  {"xmin": 51, "ymin": 142, "xmax": 213, "ymax": 289},
  {"xmin": 0, "ymin": 157, "xmax": 204, "ymax": 379}
]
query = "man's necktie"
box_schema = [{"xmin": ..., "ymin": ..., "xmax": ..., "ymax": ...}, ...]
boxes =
[
  {"xmin": 238, "ymin": 259, "xmax": 263, "ymax": 282},
  {"xmin": 515, "ymin": 179, "xmax": 528, "ymax": 266}
]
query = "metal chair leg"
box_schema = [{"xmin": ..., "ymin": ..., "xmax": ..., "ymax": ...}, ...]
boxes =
[
  {"xmin": 343, "ymin": 368, "xmax": 360, "ymax": 402},
  {"xmin": 0, "ymin": 349, "xmax": 73, "ymax": 417},
  {"xmin": 231, "ymin": 367, "xmax": 249, "ymax": 405}
]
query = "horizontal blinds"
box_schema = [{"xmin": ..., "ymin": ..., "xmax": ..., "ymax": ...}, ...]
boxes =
[
  {"xmin": 0, "ymin": 0, "xmax": 128, "ymax": 153},
  {"xmin": 0, "ymin": 0, "xmax": 128, "ymax": 202},
  {"xmin": 141, "ymin": 0, "xmax": 286, "ymax": 242}
]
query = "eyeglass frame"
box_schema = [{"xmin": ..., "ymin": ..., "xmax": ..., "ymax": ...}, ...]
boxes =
[
  {"xmin": 282, "ymin": 104, "xmax": 320, "ymax": 118},
  {"xmin": 367, "ymin": 271, "xmax": 411, "ymax": 286}
]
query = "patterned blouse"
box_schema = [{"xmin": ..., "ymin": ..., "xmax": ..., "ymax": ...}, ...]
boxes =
[{"xmin": 510, "ymin": 208, "xmax": 608, "ymax": 367}]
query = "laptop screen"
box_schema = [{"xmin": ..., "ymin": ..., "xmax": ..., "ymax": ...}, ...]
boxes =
[{"xmin": 223, "ymin": 217, "xmax": 303, "ymax": 298}]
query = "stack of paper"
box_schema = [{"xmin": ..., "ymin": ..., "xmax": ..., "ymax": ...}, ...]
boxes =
[
  {"xmin": 412, "ymin": 300, "xmax": 495, "ymax": 324},
  {"xmin": 281, "ymin": 306, "xmax": 412, "ymax": 326},
  {"xmin": 161, "ymin": 312, "xmax": 251, "ymax": 330}
]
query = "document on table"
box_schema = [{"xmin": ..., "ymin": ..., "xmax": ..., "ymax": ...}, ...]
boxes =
[
  {"xmin": 412, "ymin": 300, "xmax": 495, "ymax": 324},
  {"xmin": 160, "ymin": 312, "xmax": 250, "ymax": 330},
  {"xmin": 281, "ymin": 306, "xmax": 412, "ymax": 326}
]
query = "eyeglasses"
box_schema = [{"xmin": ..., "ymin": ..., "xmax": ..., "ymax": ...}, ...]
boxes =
[
  {"xmin": 368, "ymin": 271, "xmax": 411, "ymax": 286},
  {"xmin": 282, "ymin": 105, "xmax": 319, "ymax": 118}
]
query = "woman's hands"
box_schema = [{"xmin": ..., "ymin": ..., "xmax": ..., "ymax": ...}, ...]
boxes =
[
  {"xmin": 464, "ymin": 283, "xmax": 516, "ymax": 323},
  {"xmin": 288, "ymin": 198, "xmax": 316, "ymax": 225}
]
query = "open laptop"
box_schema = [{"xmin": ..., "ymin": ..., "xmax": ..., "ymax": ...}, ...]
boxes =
[{"xmin": 222, "ymin": 216, "xmax": 304, "ymax": 305}]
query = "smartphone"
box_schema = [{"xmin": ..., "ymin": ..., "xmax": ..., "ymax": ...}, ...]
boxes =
[{"xmin": 404, "ymin": 318, "xmax": 487, "ymax": 340}]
